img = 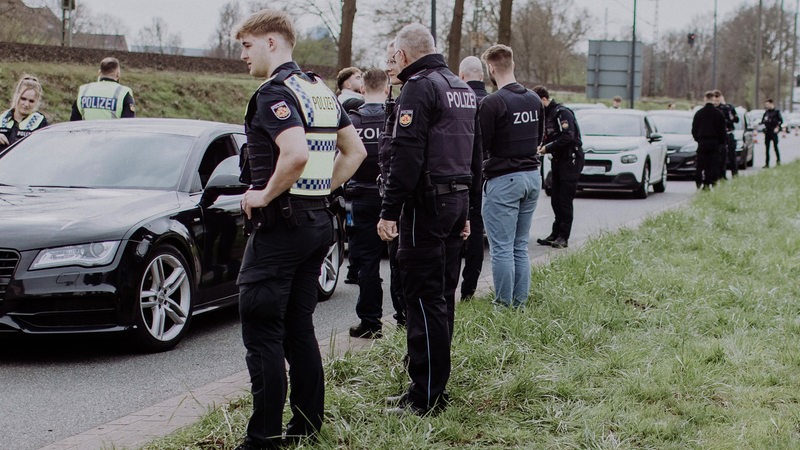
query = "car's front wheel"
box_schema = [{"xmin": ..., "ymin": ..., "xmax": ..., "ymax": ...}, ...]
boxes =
[
  {"xmin": 652, "ymin": 158, "xmax": 667, "ymax": 193},
  {"xmin": 634, "ymin": 162, "xmax": 650, "ymax": 199},
  {"xmin": 131, "ymin": 245, "xmax": 193, "ymax": 352}
]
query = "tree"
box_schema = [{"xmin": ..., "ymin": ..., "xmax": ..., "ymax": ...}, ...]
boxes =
[
  {"xmin": 447, "ymin": 0, "xmax": 466, "ymax": 71},
  {"xmin": 339, "ymin": 0, "xmax": 357, "ymax": 68},
  {"xmin": 208, "ymin": 0, "xmax": 242, "ymax": 59},
  {"xmin": 137, "ymin": 17, "xmax": 183, "ymax": 55},
  {"xmin": 497, "ymin": 0, "xmax": 512, "ymax": 45}
]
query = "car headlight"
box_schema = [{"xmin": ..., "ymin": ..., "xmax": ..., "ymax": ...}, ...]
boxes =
[
  {"xmin": 30, "ymin": 241, "xmax": 120, "ymax": 270},
  {"xmin": 620, "ymin": 154, "xmax": 638, "ymax": 164}
]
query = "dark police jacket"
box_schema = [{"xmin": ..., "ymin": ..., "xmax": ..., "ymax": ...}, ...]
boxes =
[
  {"xmin": 478, "ymin": 82, "xmax": 544, "ymax": 179},
  {"xmin": 0, "ymin": 109, "xmax": 48, "ymax": 151},
  {"xmin": 717, "ymin": 103, "xmax": 739, "ymax": 133},
  {"xmin": 466, "ymin": 80, "xmax": 489, "ymax": 103},
  {"xmin": 692, "ymin": 102, "xmax": 726, "ymax": 151},
  {"xmin": 542, "ymin": 100, "xmax": 583, "ymax": 177},
  {"xmin": 380, "ymin": 53, "xmax": 482, "ymax": 221},
  {"xmin": 347, "ymin": 102, "xmax": 384, "ymax": 193},
  {"xmin": 761, "ymin": 108, "xmax": 783, "ymax": 135}
]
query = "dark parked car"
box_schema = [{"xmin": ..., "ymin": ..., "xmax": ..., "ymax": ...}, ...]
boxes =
[
  {"xmin": 648, "ymin": 110, "xmax": 697, "ymax": 177},
  {"xmin": 0, "ymin": 119, "xmax": 344, "ymax": 351}
]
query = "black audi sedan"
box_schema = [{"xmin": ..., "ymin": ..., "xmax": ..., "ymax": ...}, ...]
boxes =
[{"xmin": 0, "ymin": 119, "xmax": 344, "ymax": 351}]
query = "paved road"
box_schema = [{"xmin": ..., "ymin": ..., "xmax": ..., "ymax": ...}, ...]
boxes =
[{"xmin": 3, "ymin": 134, "xmax": 797, "ymax": 450}]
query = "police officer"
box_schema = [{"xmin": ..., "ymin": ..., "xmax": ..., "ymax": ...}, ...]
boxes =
[
  {"xmin": 692, "ymin": 91, "xmax": 726, "ymax": 190},
  {"xmin": 233, "ymin": 10, "xmax": 366, "ymax": 450},
  {"xmin": 379, "ymin": 40, "xmax": 407, "ymax": 328},
  {"xmin": 761, "ymin": 98, "xmax": 783, "ymax": 168},
  {"xmin": 457, "ymin": 55, "xmax": 488, "ymax": 301},
  {"xmin": 347, "ymin": 68, "xmax": 390, "ymax": 339},
  {"xmin": 714, "ymin": 90, "xmax": 739, "ymax": 178},
  {"xmin": 70, "ymin": 57, "xmax": 135, "ymax": 120},
  {"xmin": 0, "ymin": 75, "xmax": 48, "ymax": 151},
  {"xmin": 533, "ymin": 86, "xmax": 583, "ymax": 249},
  {"xmin": 478, "ymin": 45, "xmax": 543, "ymax": 308},
  {"xmin": 378, "ymin": 23, "xmax": 481, "ymax": 415}
]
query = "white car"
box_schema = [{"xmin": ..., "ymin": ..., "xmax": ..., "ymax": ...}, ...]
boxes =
[{"xmin": 544, "ymin": 109, "xmax": 668, "ymax": 199}]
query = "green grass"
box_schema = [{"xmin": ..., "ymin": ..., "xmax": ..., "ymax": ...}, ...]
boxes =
[
  {"xmin": 144, "ymin": 164, "xmax": 800, "ymax": 449},
  {"xmin": 0, "ymin": 62, "xmax": 259, "ymax": 124}
]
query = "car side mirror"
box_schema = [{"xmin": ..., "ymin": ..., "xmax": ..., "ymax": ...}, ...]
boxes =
[
  {"xmin": 201, "ymin": 155, "xmax": 248, "ymax": 207},
  {"xmin": 648, "ymin": 133, "xmax": 662, "ymax": 142}
]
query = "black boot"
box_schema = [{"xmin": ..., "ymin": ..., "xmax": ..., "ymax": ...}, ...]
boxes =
[
  {"xmin": 551, "ymin": 237, "xmax": 568, "ymax": 248},
  {"xmin": 536, "ymin": 235, "xmax": 557, "ymax": 246}
]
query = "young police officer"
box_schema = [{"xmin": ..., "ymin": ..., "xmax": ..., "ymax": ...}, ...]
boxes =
[
  {"xmin": 534, "ymin": 86, "xmax": 583, "ymax": 249},
  {"xmin": 479, "ymin": 45, "xmax": 544, "ymax": 308},
  {"xmin": 457, "ymin": 55, "xmax": 489, "ymax": 301},
  {"xmin": 347, "ymin": 69, "xmax": 389, "ymax": 339},
  {"xmin": 378, "ymin": 23, "xmax": 481, "ymax": 415},
  {"xmin": 70, "ymin": 57, "xmax": 135, "ymax": 120},
  {"xmin": 234, "ymin": 10, "xmax": 366, "ymax": 449},
  {"xmin": 761, "ymin": 98, "xmax": 783, "ymax": 168}
]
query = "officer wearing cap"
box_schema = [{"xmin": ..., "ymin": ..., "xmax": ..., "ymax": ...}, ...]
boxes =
[
  {"xmin": 346, "ymin": 68, "xmax": 390, "ymax": 339},
  {"xmin": 70, "ymin": 57, "xmax": 135, "ymax": 120},
  {"xmin": 233, "ymin": 9, "xmax": 366, "ymax": 449},
  {"xmin": 457, "ymin": 55, "xmax": 488, "ymax": 302},
  {"xmin": 378, "ymin": 23, "xmax": 482, "ymax": 416},
  {"xmin": 534, "ymin": 85, "xmax": 583, "ymax": 249},
  {"xmin": 479, "ymin": 45, "xmax": 544, "ymax": 308}
]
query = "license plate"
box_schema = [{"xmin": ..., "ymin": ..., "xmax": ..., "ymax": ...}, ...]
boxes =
[{"xmin": 583, "ymin": 165, "xmax": 607, "ymax": 175}]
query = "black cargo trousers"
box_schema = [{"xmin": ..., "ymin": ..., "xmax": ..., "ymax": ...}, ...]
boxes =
[
  {"xmin": 238, "ymin": 207, "xmax": 333, "ymax": 447},
  {"xmin": 396, "ymin": 190, "xmax": 468, "ymax": 412}
]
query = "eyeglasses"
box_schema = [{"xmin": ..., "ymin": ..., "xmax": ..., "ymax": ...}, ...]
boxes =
[{"xmin": 385, "ymin": 49, "xmax": 402, "ymax": 66}]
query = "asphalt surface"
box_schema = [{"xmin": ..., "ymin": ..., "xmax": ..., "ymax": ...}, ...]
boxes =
[{"xmin": 2, "ymin": 133, "xmax": 797, "ymax": 450}]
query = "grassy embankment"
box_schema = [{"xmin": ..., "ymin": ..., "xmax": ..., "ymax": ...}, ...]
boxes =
[
  {"xmin": 145, "ymin": 163, "xmax": 800, "ymax": 448},
  {"xmin": 0, "ymin": 62, "xmax": 258, "ymax": 124}
]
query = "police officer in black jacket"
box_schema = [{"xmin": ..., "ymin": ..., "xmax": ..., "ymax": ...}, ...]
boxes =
[
  {"xmin": 692, "ymin": 91, "xmax": 727, "ymax": 189},
  {"xmin": 761, "ymin": 98, "xmax": 783, "ymax": 168},
  {"xmin": 714, "ymin": 90, "xmax": 739, "ymax": 178},
  {"xmin": 378, "ymin": 39, "xmax": 407, "ymax": 328},
  {"xmin": 233, "ymin": 10, "xmax": 366, "ymax": 450},
  {"xmin": 478, "ymin": 45, "xmax": 544, "ymax": 308},
  {"xmin": 346, "ymin": 69, "xmax": 390, "ymax": 339},
  {"xmin": 457, "ymin": 55, "xmax": 489, "ymax": 301},
  {"xmin": 533, "ymin": 86, "xmax": 583, "ymax": 249},
  {"xmin": 378, "ymin": 23, "xmax": 481, "ymax": 416}
]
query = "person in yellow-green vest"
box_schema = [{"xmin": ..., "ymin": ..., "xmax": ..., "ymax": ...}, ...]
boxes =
[
  {"xmin": 1, "ymin": 75, "xmax": 49, "ymax": 151},
  {"xmin": 70, "ymin": 57, "xmax": 135, "ymax": 120}
]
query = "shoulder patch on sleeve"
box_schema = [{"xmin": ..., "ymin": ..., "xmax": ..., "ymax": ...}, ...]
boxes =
[
  {"xmin": 270, "ymin": 101, "xmax": 291, "ymax": 120},
  {"xmin": 560, "ymin": 120, "xmax": 569, "ymax": 130},
  {"xmin": 398, "ymin": 109, "xmax": 413, "ymax": 127}
]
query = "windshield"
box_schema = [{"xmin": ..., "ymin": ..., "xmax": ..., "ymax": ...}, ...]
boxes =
[
  {"xmin": 650, "ymin": 115, "xmax": 692, "ymax": 134},
  {"xmin": 576, "ymin": 112, "xmax": 643, "ymax": 137},
  {"xmin": 0, "ymin": 130, "xmax": 193, "ymax": 189}
]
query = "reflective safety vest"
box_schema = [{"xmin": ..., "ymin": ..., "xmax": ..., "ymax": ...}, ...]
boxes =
[
  {"xmin": 280, "ymin": 72, "xmax": 340, "ymax": 197},
  {"xmin": 76, "ymin": 80, "xmax": 132, "ymax": 120},
  {"xmin": 0, "ymin": 109, "xmax": 46, "ymax": 132}
]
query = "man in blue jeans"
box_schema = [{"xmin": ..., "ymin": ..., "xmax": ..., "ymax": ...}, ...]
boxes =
[{"xmin": 479, "ymin": 44, "xmax": 544, "ymax": 308}]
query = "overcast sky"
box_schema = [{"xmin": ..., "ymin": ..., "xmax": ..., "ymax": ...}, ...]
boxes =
[{"xmin": 32, "ymin": 0, "xmax": 761, "ymax": 50}]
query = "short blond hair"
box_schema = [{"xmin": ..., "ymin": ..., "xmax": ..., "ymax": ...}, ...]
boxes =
[
  {"xmin": 234, "ymin": 9, "xmax": 296, "ymax": 48},
  {"xmin": 481, "ymin": 44, "xmax": 513, "ymax": 74}
]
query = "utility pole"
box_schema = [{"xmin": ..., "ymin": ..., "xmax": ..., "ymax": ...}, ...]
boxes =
[
  {"xmin": 778, "ymin": 0, "xmax": 785, "ymax": 108},
  {"xmin": 712, "ymin": 0, "xmax": 718, "ymax": 88},
  {"xmin": 61, "ymin": 0, "xmax": 75, "ymax": 47},
  {"xmin": 431, "ymin": 0, "xmax": 437, "ymax": 44},
  {"xmin": 629, "ymin": 0, "xmax": 637, "ymax": 108},
  {"xmin": 755, "ymin": 0, "xmax": 763, "ymax": 108},
  {"xmin": 792, "ymin": 0, "xmax": 799, "ymax": 112}
]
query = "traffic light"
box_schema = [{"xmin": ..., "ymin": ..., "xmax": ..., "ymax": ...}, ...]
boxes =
[{"xmin": 687, "ymin": 32, "xmax": 696, "ymax": 46}]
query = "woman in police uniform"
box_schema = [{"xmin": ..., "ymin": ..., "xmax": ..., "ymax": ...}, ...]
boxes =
[{"xmin": 0, "ymin": 75, "xmax": 48, "ymax": 151}]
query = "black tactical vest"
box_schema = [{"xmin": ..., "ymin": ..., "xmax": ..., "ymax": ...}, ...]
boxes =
[{"xmin": 349, "ymin": 104, "xmax": 384, "ymax": 184}]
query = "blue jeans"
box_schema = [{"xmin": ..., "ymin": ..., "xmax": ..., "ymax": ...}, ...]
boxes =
[{"xmin": 482, "ymin": 170, "xmax": 541, "ymax": 307}]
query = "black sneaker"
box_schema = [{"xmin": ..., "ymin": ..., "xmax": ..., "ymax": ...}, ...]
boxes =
[
  {"xmin": 349, "ymin": 322, "xmax": 382, "ymax": 339},
  {"xmin": 536, "ymin": 235, "xmax": 556, "ymax": 246}
]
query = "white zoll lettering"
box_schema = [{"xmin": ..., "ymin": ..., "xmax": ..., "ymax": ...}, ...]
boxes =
[
  {"xmin": 513, "ymin": 110, "xmax": 539, "ymax": 124},
  {"xmin": 446, "ymin": 91, "xmax": 477, "ymax": 109}
]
